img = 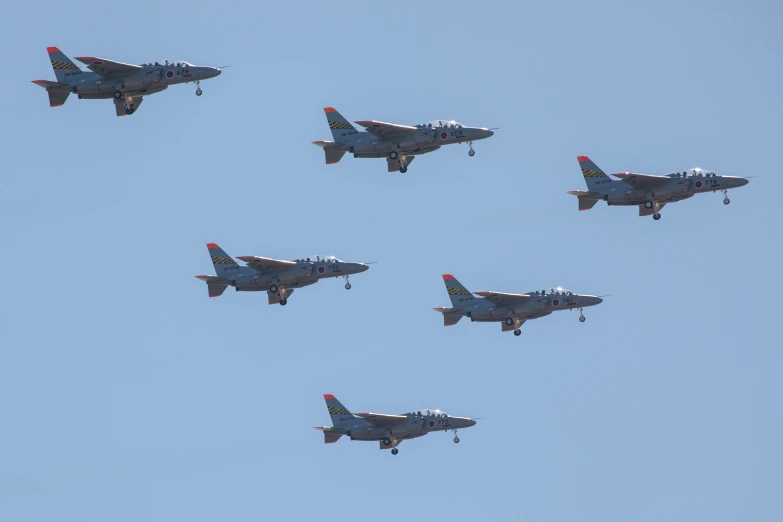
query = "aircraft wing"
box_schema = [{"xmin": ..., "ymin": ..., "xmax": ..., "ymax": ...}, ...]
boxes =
[
  {"xmin": 354, "ymin": 120, "xmax": 419, "ymax": 138},
  {"xmin": 236, "ymin": 256, "xmax": 297, "ymax": 273},
  {"xmin": 386, "ymin": 155, "xmax": 415, "ymax": 172},
  {"xmin": 379, "ymin": 433, "xmax": 425, "ymax": 450},
  {"xmin": 474, "ymin": 291, "xmax": 532, "ymax": 306},
  {"xmin": 353, "ymin": 412, "xmax": 408, "ymax": 425},
  {"xmin": 613, "ymin": 173, "xmax": 671, "ymax": 188},
  {"xmin": 113, "ymin": 96, "xmax": 143, "ymax": 117},
  {"xmin": 74, "ymin": 56, "xmax": 143, "ymax": 76},
  {"xmin": 267, "ymin": 288, "xmax": 294, "ymax": 305}
]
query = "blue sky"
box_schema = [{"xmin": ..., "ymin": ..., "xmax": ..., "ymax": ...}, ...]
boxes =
[{"xmin": 1, "ymin": 1, "xmax": 781, "ymax": 521}]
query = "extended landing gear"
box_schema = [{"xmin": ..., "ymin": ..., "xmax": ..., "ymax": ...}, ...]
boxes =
[
  {"xmin": 653, "ymin": 213, "xmax": 662, "ymax": 220},
  {"xmin": 195, "ymin": 80, "xmax": 202, "ymax": 96},
  {"xmin": 513, "ymin": 329, "xmax": 521, "ymax": 336},
  {"xmin": 453, "ymin": 430, "xmax": 460, "ymax": 443},
  {"xmin": 125, "ymin": 108, "xmax": 134, "ymax": 115},
  {"xmin": 505, "ymin": 317, "xmax": 514, "ymax": 326},
  {"xmin": 644, "ymin": 200, "xmax": 654, "ymax": 209},
  {"xmin": 722, "ymin": 189, "xmax": 730, "ymax": 205},
  {"xmin": 468, "ymin": 142, "xmax": 475, "ymax": 156},
  {"xmin": 344, "ymin": 276, "xmax": 352, "ymax": 290},
  {"xmin": 113, "ymin": 90, "xmax": 123, "ymax": 99},
  {"xmin": 399, "ymin": 166, "xmax": 408, "ymax": 173},
  {"xmin": 391, "ymin": 448, "xmax": 399, "ymax": 455},
  {"xmin": 578, "ymin": 308, "xmax": 586, "ymax": 322},
  {"xmin": 269, "ymin": 284, "xmax": 279, "ymax": 293},
  {"xmin": 389, "ymin": 151, "xmax": 398, "ymax": 160},
  {"xmin": 383, "ymin": 438, "xmax": 391, "ymax": 446},
  {"xmin": 279, "ymin": 298, "xmax": 288, "ymax": 306}
]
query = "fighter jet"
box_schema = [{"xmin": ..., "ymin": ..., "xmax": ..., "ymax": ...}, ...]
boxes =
[
  {"xmin": 32, "ymin": 47, "xmax": 222, "ymax": 116},
  {"xmin": 313, "ymin": 107, "xmax": 495, "ymax": 173},
  {"xmin": 314, "ymin": 394, "xmax": 477, "ymax": 455},
  {"xmin": 195, "ymin": 243, "xmax": 369, "ymax": 305},
  {"xmin": 569, "ymin": 156, "xmax": 750, "ymax": 220},
  {"xmin": 433, "ymin": 274, "xmax": 603, "ymax": 336}
]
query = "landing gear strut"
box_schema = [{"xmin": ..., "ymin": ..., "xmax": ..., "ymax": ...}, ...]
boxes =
[
  {"xmin": 468, "ymin": 142, "xmax": 475, "ymax": 156},
  {"xmin": 722, "ymin": 189, "xmax": 730, "ymax": 205},
  {"xmin": 453, "ymin": 430, "xmax": 460, "ymax": 443},
  {"xmin": 344, "ymin": 276, "xmax": 351, "ymax": 290},
  {"xmin": 579, "ymin": 308, "xmax": 586, "ymax": 323},
  {"xmin": 195, "ymin": 80, "xmax": 202, "ymax": 96}
]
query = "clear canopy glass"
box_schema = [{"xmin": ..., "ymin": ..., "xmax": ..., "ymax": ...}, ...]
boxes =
[
  {"xmin": 407, "ymin": 409, "xmax": 448, "ymax": 417},
  {"xmin": 666, "ymin": 168, "xmax": 717, "ymax": 178},
  {"xmin": 528, "ymin": 287, "xmax": 573, "ymax": 296},
  {"xmin": 294, "ymin": 255, "xmax": 343, "ymax": 262},
  {"xmin": 416, "ymin": 120, "xmax": 464, "ymax": 128}
]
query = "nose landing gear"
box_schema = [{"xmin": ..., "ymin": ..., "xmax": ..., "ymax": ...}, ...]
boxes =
[
  {"xmin": 468, "ymin": 142, "xmax": 475, "ymax": 156},
  {"xmin": 452, "ymin": 430, "xmax": 460, "ymax": 443},
  {"xmin": 578, "ymin": 308, "xmax": 586, "ymax": 322},
  {"xmin": 195, "ymin": 80, "xmax": 202, "ymax": 96},
  {"xmin": 344, "ymin": 275, "xmax": 351, "ymax": 290},
  {"xmin": 722, "ymin": 189, "xmax": 730, "ymax": 205}
]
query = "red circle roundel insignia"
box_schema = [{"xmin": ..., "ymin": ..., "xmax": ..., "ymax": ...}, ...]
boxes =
[
  {"xmin": 428, "ymin": 420, "xmax": 436, "ymax": 428},
  {"xmin": 552, "ymin": 299, "xmax": 560, "ymax": 307},
  {"xmin": 317, "ymin": 266, "xmax": 325, "ymax": 274},
  {"xmin": 694, "ymin": 180, "xmax": 703, "ymax": 188},
  {"xmin": 440, "ymin": 131, "xmax": 448, "ymax": 140},
  {"xmin": 166, "ymin": 70, "xmax": 174, "ymax": 79}
]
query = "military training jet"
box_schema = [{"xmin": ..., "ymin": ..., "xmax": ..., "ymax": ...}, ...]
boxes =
[
  {"xmin": 569, "ymin": 156, "xmax": 749, "ymax": 220},
  {"xmin": 32, "ymin": 47, "xmax": 222, "ymax": 116},
  {"xmin": 314, "ymin": 394, "xmax": 477, "ymax": 455},
  {"xmin": 195, "ymin": 243, "xmax": 369, "ymax": 305},
  {"xmin": 313, "ymin": 107, "xmax": 495, "ymax": 173},
  {"xmin": 433, "ymin": 274, "xmax": 603, "ymax": 336}
]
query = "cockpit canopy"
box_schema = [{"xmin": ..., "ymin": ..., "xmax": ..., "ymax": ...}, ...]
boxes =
[
  {"xmin": 294, "ymin": 255, "xmax": 343, "ymax": 263},
  {"xmin": 666, "ymin": 167, "xmax": 718, "ymax": 178},
  {"xmin": 142, "ymin": 60, "xmax": 194, "ymax": 67},
  {"xmin": 416, "ymin": 120, "xmax": 464, "ymax": 129},
  {"xmin": 528, "ymin": 287, "xmax": 574, "ymax": 296},
  {"xmin": 406, "ymin": 409, "xmax": 448, "ymax": 417}
]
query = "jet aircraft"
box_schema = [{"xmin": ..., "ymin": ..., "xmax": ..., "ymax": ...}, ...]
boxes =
[
  {"xmin": 569, "ymin": 156, "xmax": 749, "ymax": 220},
  {"xmin": 314, "ymin": 394, "xmax": 477, "ymax": 455},
  {"xmin": 195, "ymin": 243, "xmax": 369, "ymax": 305},
  {"xmin": 32, "ymin": 47, "xmax": 222, "ymax": 116},
  {"xmin": 434, "ymin": 274, "xmax": 603, "ymax": 336},
  {"xmin": 313, "ymin": 107, "xmax": 494, "ymax": 173}
]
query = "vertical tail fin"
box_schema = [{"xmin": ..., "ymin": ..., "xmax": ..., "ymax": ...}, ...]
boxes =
[
  {"xmin": 577, "ymin": 156, "xmax": 612, "ymax": 190},
  {"xmin": 206, "ymin": 243, "xmax": 239, "ymax": 276},
  {"xmin": 324, "ymin": 394, "xmax": 355, "ymax": 427},
  {"xmin": 324, "ymin": 107, "xmax": 356, "ymax": 141},
  {"xmin": 442, "ymin": 274, "xmax": 475, "ymax": 307},
  {"xmin": 46, "ymin": 47, "xmax": 81, "ymax": 83}
]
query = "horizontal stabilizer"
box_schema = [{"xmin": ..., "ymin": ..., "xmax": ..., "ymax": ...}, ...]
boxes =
[
  {"xmin": 314, "ymin": 427, "xmax": 344, "ymax": 444},
  {"xmin": 568, "ymin": 190, "xmax": 601, "ymax": 211},
  {"xmin": 433, "ymin": 307, "xmax": 463, "ymax": 326},
  {"xmin": 31, "ymin": 80, "xmax": 70, "ymax": 90},
  {"xmin": 194, "ymin": 275, "xmax": 229, "ymax": 298}
]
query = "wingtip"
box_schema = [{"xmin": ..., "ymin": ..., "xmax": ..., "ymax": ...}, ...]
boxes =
[
  {"xmin": 206, "ymin": 243, "xmax": 218, "ymax": 249},
  {"xmin": 442, "ymin": 274, "xmax": 455, "ymax": 280},
  {"xmin": 577, "ymin": 155, "xmax": 590, "ymax": 162},
  {"xmin": 46, "ymin": 46, "xmax": 60, "ymax": 53}
]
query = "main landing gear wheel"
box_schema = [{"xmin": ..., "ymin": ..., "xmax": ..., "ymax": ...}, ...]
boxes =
[
  {"xmin": 724, "ymin": 198, "xmax": 730, "ymax": 205},
  {"xmin": 505, "ymin": 317, "xmax": 514, "ymax": 326},
  {"xmin": 269, "ymin": 284, "xmax": 279, "ymax": 293},
  {"xmin": 345, "ymin": 283, "xmax": 352, "ymax": 290},
  {"xmin": 125, "ymin": 108, "xmax": 134, "ymax": 115},
  {"xmin": 113, "ymin": 90, "xmax": 123, "ymax": 99},
  {"xmin": 399, "ymin": 167, "xmax": 408, "ymax": 173},
  {"xmin": 454, "ymin": 436, "xmax": 460, "ymax": 443},
  {"xmin": 389, "ymin": 151, "xmax": 398, "ymax": 160},
  {"xmin": 644, "ymin": 200, "xmax": 654, "ymax": 209},
  {"xmin": 468, "ymin": 149, "xmax": 475, "ymax": 157},
  {"xmin": 513, "ymin": 329, "xmax": 521, "ymax": 336},
  {"xmin": 579, "ymin": 315, "xmax": 586, "ymax": 323},
  {"xmin": 391, "ymin": 448, "xmax": 399, "ymax": 455},
  {"xmin": 653, "ymin": 213, "xmax": 662, "ymax": 220},
  {"xmin": 383, "ymin": 438, "xmax": 391, "ymax": 446},
  {"xmin": 279, "ymin": 298, "xmax": 287, "ymax": 306}
]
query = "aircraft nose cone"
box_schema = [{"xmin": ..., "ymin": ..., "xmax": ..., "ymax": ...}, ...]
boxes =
[
  {"xmin": 468, "ymin": 419, "xmax": 477, "ymax": 427},
  {"xmin": 740, "ymin": 177, "xmax": 749, "ymax": 186},
  {"xmin": 483, "ymin": 128, "xmax": 494, "ymax": 138},
  {"xmin": 359, "ymin": 263, "xmax": 369, "ymax": 273}
]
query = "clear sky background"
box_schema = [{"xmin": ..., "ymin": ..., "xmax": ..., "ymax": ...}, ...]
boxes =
[{"xmin": 1, "ymin": 1, "xmax": 781, "ymax": 521}]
